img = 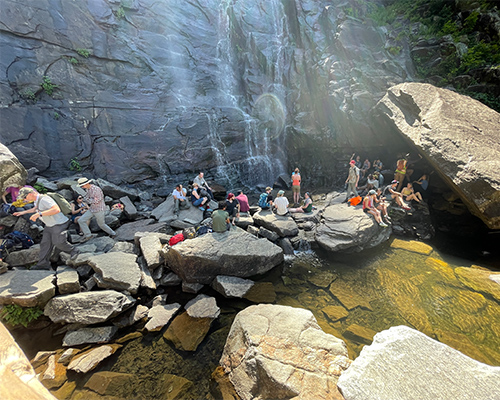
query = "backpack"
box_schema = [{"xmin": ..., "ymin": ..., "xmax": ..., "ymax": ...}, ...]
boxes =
[
  {"xmin": 203, "ymin": 209, "xmax": 213, "ymax": 220},
  {"xmin": 182, "ymin": 227, "xmax": 196, "ymax": 240},
  {"xmin": 44, "ymin": 193, "xmax": 72, "ymax": 215},
  {"xmin": 258, "ymin": 192, "xmax": 269, "ymax": 208},
  {"xmin": 0, "ymin": 203, "xmax": 14, "ymax": 217},
  {"xmin": 169, "ymin": 233, "xmax": 185, "ymax": 246},
  {"xmin": 196, "ymin": 225, "xmax": 212, "ymax": 236},
  {"xmin": 4, "ymin": 231, "xmax": 35, "ymax": 249}
]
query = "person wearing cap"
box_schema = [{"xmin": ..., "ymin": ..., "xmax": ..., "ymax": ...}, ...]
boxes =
[
  {"xmin": 225, "ymin": 193, "xmax": 240, "ymax": 225},
  {"xmin": 344, "ymin": 160, "xmax": 360, "ymax": 202},
  {"xmin": 363, "ymin": 190, "xmax": 388, "ymax": 227},
  {"xmin": 382, "ymin": 180, "xmax": 411, "ymax": 211},
  {"xmin": 289, "ymin": 192, "xmax": 313, "ymax": 213},
  {"xmin": 77, "ymin": 177, "xmax": 116, "ymax": 241},
  {"xmin": 13, "ymin": 187, "xmax": 79, "ymax": 269},
  {"xmin": 273, "ymin": 190, "xmax": 289, "ymax": 216}
]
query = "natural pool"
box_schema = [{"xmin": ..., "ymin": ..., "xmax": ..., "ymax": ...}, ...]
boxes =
[{"xmin": 26, "ymin": 237, "xmax": 500, "ymax": 399}]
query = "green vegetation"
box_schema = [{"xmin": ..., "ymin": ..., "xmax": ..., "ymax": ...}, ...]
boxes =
[
  {"xmin": 0, "ymin": 304, "xmax": 44, "ymax": 327},
  {"xmin": 20, "ymin": 88, "xmax": 36, "ymax": 101},
  {"xmin": 53, "ymin": 112, "xmax": 60, "ymax": 120},
  {"xmin": 41, "ymin": 76, "xmax": 57, "ymax": 96},
  {"xmin": 116, "ymin": 5, "xmax": 126, "ymax": 19},
  {"xmin": 67, "ymin": 56, "xmax": 79, "ymax": 65},
  {"xmin": 34, "ymin": 183, "xmax": 47, "ymax": 193},
  {"xmin": 69, "ymin": 157, "xmax": 82, "ymax": 172},
  {"xmin": 76, "ymin": 48, "xmax": 91, "ymax": 58}
]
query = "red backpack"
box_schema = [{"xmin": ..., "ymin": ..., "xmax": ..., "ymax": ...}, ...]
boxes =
[{"xmin": 168, "ymin": 233, "xmax": 185, "ymax": 246}]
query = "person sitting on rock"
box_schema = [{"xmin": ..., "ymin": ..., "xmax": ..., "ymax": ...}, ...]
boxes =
[
  {"xmin": 382, "ymin": 180, "xmax": 411, "ymax": 211},
  {"xmin": 373, "ymin": 159, "xmax": 383, "ymax": 172},
  {"xmin": 235, "ymin": 190, "xmax": 250, "ymax": 214},
  {"xmin": 13, "ymin": 187, "xmax": 79, "ymax": 269},
  {"xmin": 375, "ymin": 188, "xmax": 391, "ymax": 225},
  {"xmin": 401, "ymin": 182, "xmax": 423, "ymax": 203},
  {"xmin": 225, "ymin": 193, "xmax": 240, "ymax": 225},
  {"xmin": 361, "ymin": 158, "xmax": 371, "ymax": 178},
  {"xmin": 193, "ymin": 172, "xmax": 214, "ymax": 201},
  {"xmin": 191, "ymin": 183, "xmax": 208, "ymax": 210},
  {"xmin": 212, "ymin": 201, "xmax": 230, "ymax": 233},
  {"xmin": 350, "ymin": 153, "xmax": 362, "ymax": 169},
  {"xmin": 258, "ymin": 187, "xmax": 274, "ymax": 210},
  {"xmin": 2, "ymin": 184, "xmax": 22, "ymax": 204},
  {"xmin": 289, "ymin": 192, "xmax": 313, "ymax": 213},
  {"xmin": 70, "ymin": 194, "xmax": 89, "ymax": 235},
  {"xmin": 172, "ymin": 183, "xmax": 190, "ymax": 216},
  {"xmin": 363, "ymin": 190, "xmax": 388, "ymax": 227},
  {"xmin": 413, "ymin": 173, "xmax": 429, "ymax": 199},
  {"xmin": 273, "ymin": 190, "xmax": 289, "ymax": 216}
]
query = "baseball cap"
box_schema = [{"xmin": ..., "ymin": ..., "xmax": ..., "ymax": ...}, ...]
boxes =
[
  {"xmin": 17, "ymin": 187, "xmax": 36, "ymax": 200},
  {"xmin": 391, "ymin": 180, "xmax": 398, "ymax": 184},
  {"xmin": 350, "ymin": 160, "xmax": 356, "ymax": 165},
  {"xmin": 278, "ymin": 190, "xmax": 285, "ymax": 195},
  {"xmin": 368, "ymin": 190, "xmax": 377, "ymax": 195}
]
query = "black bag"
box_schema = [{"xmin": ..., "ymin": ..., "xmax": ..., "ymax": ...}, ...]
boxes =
[
  {"xmin": 203, "ymin": 209, "xmax": 212, "ymax": 220},
  {"xmin": 199, "ymin": 188, "xmax": 209, "ymax": 197}
]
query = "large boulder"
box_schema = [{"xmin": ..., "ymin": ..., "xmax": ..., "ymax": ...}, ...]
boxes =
[
  {"xmin": 219, "ymin": 304, "xmax": 351, "ymax": 400},
  {"xmin": 87, "ymin": 252, "xmax": 141, "ymax": 294},
  {"xmin": 315, "ymin": 204, "xmax": 391, "ymax": 252},
  {"xmin": 0, "ymin": 143, "xmax": 27, "ymax": 192},
  {"xmin": 337, "ymin": 325, "xmax": 500, "ymax": 400},
  {"xmin": 252, "ymin": 210, "xmax": 299, "ymax": 237},
  {"xmin": 164, "ymin": 228, "xmax": 283, "ymax": 284},
  {"xmin": 44, "ymin": 290, "xmax": 135, "ymax": 324},
  {"xmin": 0, "ymin": 270, "xmax": 55, "ymax": 308},
  {"xmin": 377, "ymin": 83, "xmax": 500, "ymax": 229}
]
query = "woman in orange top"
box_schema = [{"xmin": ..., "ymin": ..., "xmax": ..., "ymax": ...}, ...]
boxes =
[{"xmin": 291, "ymin": 168, "xmax": 301, "ymax": 205}]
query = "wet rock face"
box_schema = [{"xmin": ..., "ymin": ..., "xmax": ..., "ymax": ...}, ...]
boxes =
[
  {"xmin": 0, "ymin": 0, "xmax": 409, "ymax": 188},
  {"xmin": 377, "ymin": 83, "xmax": 500, "ymax": 229}
]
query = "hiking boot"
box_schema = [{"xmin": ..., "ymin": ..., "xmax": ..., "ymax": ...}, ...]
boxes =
[{"xmin": 80, "ymin": 234, "xmax": 96, "ymax": 243}]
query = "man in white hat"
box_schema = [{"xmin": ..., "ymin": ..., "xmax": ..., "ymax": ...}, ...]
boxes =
[
  {"xmin": 77, "ymin": 178, "xmax": 116, "ymax": 241},
  {"xmin": 14, "ymin": 187, "xmax": 79, "ymax": 269}
]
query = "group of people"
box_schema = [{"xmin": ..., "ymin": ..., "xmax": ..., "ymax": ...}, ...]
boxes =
[{"xmin": 345, "ymin": 152, "xmax": 431, "ymax": 227}]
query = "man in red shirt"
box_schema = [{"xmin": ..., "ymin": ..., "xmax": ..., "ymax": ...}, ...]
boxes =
[{"xmin": 235, "ymin": 190, "xmax": 250, "ymax": 214}]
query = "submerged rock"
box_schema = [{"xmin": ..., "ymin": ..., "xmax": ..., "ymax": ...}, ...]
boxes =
[
  {"xmin": 455, "ymin": 267, "xmax": 500, "ymax": 302},
  {"xmin": 337, "ymin": 325, "xmax": 500, "ymax": 400},
  {"xmin": 390, "ymin": 238, "xmax": 433, "ymax": 255},
  {"xmin": 164, "ymin": 228, "xmax": 283, "ymax": 284},
  {"xmin": 219, "ymin": 304, "xmax": 351, "ymax": 400},
  {"xmin": 84, "ymin": 371, "xmax": 137, "ymax": 396},
  {"xmin": 67, "ymin": 344, "xmax": 121, "ymax": 374},
  {"xmin": 377, "ymin": 83, "xmax": 500, "ymax": 229},
  {"xmin": 316, "ymin": 204, "xmax": 391, "ymax": 253},
  {"xmin": 163, "ymin": 312, "xmax": 213, "ymax": 352}
]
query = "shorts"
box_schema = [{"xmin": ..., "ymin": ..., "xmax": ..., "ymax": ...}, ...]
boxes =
[
  {"xmin": 363, "ymin": 208, "xmax": 370, "ymax": 214},
  {"xmin": 292, "ymin": 185, "xmax": 300, "ymax": 194}
]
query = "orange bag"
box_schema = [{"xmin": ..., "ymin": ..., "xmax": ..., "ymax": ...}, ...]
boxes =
[{"xmin": 348, "ymin": 196, "xmax": 362, "ymax": 206}]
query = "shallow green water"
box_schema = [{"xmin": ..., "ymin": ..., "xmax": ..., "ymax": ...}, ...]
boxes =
[{"xmin": 69, "ymin": 238, "xmax": 499, "ymax": 399}]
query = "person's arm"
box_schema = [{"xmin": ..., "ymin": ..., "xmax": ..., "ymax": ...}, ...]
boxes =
[
  {"xmin": 1, "ymin": 191, "xmax": 7, "ymax": 204},
  {"xmin": 30, "ymin": 204, "xmax": 60, "ymax": 221},
  {"xmin": 71, "ymin": 203, "xmax": 78, "ymax": 214},
  {"xmin": 13, "ymin": 207, "xmax": 38, "ymax": 216},
  {"xmin": 193, "ymin": 190, "xmax": 200, "ymax": 200},
  {"xmin": 355, "ymin": 169, "xmax": 360, "ymax": 187}
]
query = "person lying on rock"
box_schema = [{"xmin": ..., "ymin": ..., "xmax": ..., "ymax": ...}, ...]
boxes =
[
  {"xmin": 13, "ymin": 187, "xmax": 79, "ymax": 269},
  {"xmin": 225, "ymin": 193, "xmax": 240, "ymax": 225},
  {"xmin": 363, "ymin": 190, "xmax": 388, "ymax": 227},
  {"xmin": 172, "ymin": 183, "xmax": 190, "ymax": 217},
  {"xmin": 193, "ymin": 172, "xmax": 214, "ymax": 201},
  {"xmin": 273, "ymin": 190, "xmax": 289, "ymax": 216},
  {"xmin": 289, "ymin": 192, "xmax": 313, "ymax": 214},
  {"xmin": 77, "ymin": 177, "xmax": 117, "ymax": 242},
  {"xmin": 191, "ymin": 183, "xmax": 209, "ymax": 210},
  {"xmin": 382, "ymin": 180, "xmax": 411, "ymax": 211},
  {"xmin": 212, "ymin": 201, "xmax": 230, "ymax": 233}
]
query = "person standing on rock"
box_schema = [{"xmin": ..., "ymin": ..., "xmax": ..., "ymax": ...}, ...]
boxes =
[
  {"xmin": 291, "ymin": 168, "xmax": 301, "ymax": 206},
  {"xmin": 14, "ymin": 187, "xmax": 79, "ymax": 269},
  {"xmin": 344, "ymin": 160, "xmax": 359, "ymax": 202},
  {"xmin": 77, "ymin": 177, "xmax": 116, "ymax": 242}
]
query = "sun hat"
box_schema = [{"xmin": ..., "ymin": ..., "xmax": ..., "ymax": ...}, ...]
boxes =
[
  {"xmin": 17, "ymin": 187, "xmax": 35, "ymax": 200},
  {"xmin": 77, "ymin": 177, "xmax": 92, "ymax": 187},
  {"xmin": 278, "ymin": 190, "xmax": 285, "ymax": 195},
  {"xmin": 368, "ymin": 189, "xmax": 377, "ymax": 195}
]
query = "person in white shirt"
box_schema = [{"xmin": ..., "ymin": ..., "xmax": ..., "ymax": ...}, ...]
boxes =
[
  {"xmin": 173, "ymin": 184, "xmax": 190, "ymax": 216},
  {"xmin": 273, "ymin": 190, "xmax": 289, "ymax": 216},
  {"xmin": 193, "ymin": 172, "xmax": 214, "ymax": 200}
]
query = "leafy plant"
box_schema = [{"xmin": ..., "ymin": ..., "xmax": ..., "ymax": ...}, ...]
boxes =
[
  {"xmin": 0, "ymin": 304, "xmax": 44, "ymax": 327},
  {"xmin": 388, "ymin": 46, "xmax": 402, "ymax": 56},
  {"xmin": 41, "ymin": 76, "xmax": 57, "ymax": 96},
  {"xmin": 53, "ymin": 112, "xmax": 60, "ymax": 120},
  {"xmin": 20, "ymin": 89, "xmax": 36, "ymax": 101},
  {"xmin": 76, "ymin": 48, "xmax": 91, "ymax": 58},
  {"xmin": 67, "ymin": 57, "xmax": 79, "ymax": 65},
  {"xmin": 69, "ymin": 158, "xmax": 82, "ymax": 172},
  {"xmin": 34, "ymin": 183, "xmax": 48, "ymax": 194},
  {"xmin": 116, "ymin": 5, "xmax": 126, "ymax": 19}
]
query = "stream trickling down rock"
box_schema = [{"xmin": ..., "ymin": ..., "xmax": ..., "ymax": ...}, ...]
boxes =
[{"xmin": 28, "ymin": 238, "xmax": 496, "ymax": 399}]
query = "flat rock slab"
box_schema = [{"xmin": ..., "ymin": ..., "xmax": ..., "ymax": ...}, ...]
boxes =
[
  {"xmin": 252, "ymin": 210, "xmax": 299, "ymax": 237},
  {"xmin": 377, "ymin": 83, "xmax": 500, "ymax": 229},
  {"xmin": 164, "ymin": 228, "xmax": 283, "ymax": 284},
  {"xmin": 322, "ymin": 305, "xmax": 349, "ymax": 322},
  {"xmin": 164, "ymin": 312, "xmax": 213, "ymax": 352},
  {"xmin": 139, "ymin": 234, "xmax": 162, "ymax": 270},
  {"xmin": 329, "ymin": 280, "xmax": 373, "ymax": 311},
  {"xmin": 44, "ymin": 290, "xmax": 135, "ymax": 324},
  {"xmin": 220, "ymin": 304, "xmax": 351, "ymax": 400},
  {"xmin": 0, "ymin": 270, "xmax": 55, "ymax": 307},
  {"xmin": 343, "ymin": 324, "xmax": 377, "ymax": 345},
  {"xmin": 337, "ymin": 325, "xmax": 500, "ymax": 400},
  {"xmin": 63, "ymin": 326, "xmax": 118, "ymax": 347},
  {"xmin": 56, "ymin": 266, "xmax": 80, "ymax": 295},
  {"xmin": 145, "ymin": 303, "xmax": 181, "ymax": 332},
  {"xmin": 290, "ymin": 209, "xmax": 321, "ymax": 224},
  {"xmin": 67, "ymin": 344, "xmax": 121, "ymax": 374},
  {"xmin": 114, "ymin": 219, "xmax": 164, "ymax": 242},
  {"xmin": 316, "ymin": 204, "xmax": 391, "ymax": 253},
  {"xmin": 88, "ymin": 252, "xmax": 141, "ymax": 294},
  {"xmin": 185, "ymin": 294, "xmax": 220, "ymax": 319},
  {"xmin": 455, "ymin": 267, "xmax": 500, "ymax": 302},
  {"xmin": 84, "ymin": 371, "xmax": 137, "ymax": 396},
  {"xmin": 4, "ymin": 245, "xmax": 40, "ymax": 267},
  {"xmin": 390, "ymin": 239, "xmax": 433, "ymax": 255},
  {"xmin": 212, "ymin": 275, "xmax": 254, "ymax": 298}
]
